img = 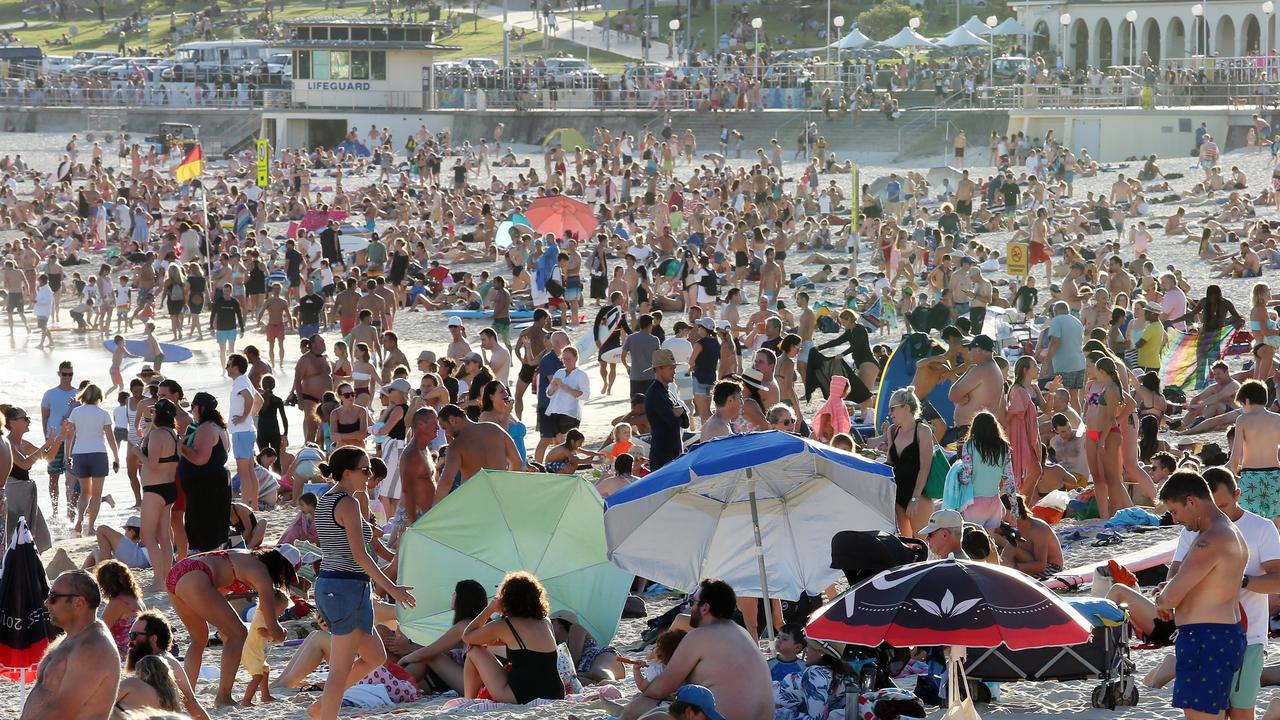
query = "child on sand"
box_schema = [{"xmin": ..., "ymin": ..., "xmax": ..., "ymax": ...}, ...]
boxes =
[
  {"xmin": 112, "ymin": 392, "xmax": 129, "ymax": 454},
  {"xmin": 769, "ymin": 623, "xmax": 807, "ymax": 682},
  {"xmin": 278, "ymin": 491, "xmax": 319, "ymax": 545},
  {"xmin": 143, "ymin": 322, "xmax": 164, "ymax": 373},
  {"xmin": 107, "ymin": 334, "xmax": 137, "ymax": 394},
  {"xmin": 241, "ymin": 587, "xmax": 290, "ymax": 706}
]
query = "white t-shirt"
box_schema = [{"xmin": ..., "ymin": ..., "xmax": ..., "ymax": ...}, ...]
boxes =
[
  {"xmin": 1174, "ymin": 508, "xmax": 1280, "ymax": 645},
  {"xmin": 228, "ymin": 374, "xmax": 257, "ymax": 434},
  {"xmin": 546, "ymin": 367, "xmax": 591, "ymax": 419},
  {"xmin": 68, "ymin": 404, "xmax": 112, "ymax": 454},
  {"xmin": 112, "ymin": 405, "xmax": 129, "ymax": 430},
  {"xmin": 33, "ymin": 285, "xmax": 52, "ymax": 318}
]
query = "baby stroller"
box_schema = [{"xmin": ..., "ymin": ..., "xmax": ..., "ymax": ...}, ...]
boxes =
[{"xmin": 960, "ymin": 599, "xmax": 1138, "ymax": 710}]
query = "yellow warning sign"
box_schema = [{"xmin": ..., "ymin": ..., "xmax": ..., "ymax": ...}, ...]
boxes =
[
  {"xmin": 1007, "ymin": 242, "xmax": 1029, "ymax": 276},
  {"xmin": 256, "ymin": 138, "xmax": 270, "ymax": 188}
]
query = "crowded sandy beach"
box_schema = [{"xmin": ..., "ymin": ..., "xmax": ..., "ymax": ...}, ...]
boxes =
[{"xmin": 2, "ymin": 75, "xmax": 1280, "ymax": 720}]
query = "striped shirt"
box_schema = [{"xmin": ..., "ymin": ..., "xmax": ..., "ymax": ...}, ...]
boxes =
[{"xmin": 315, "ymin": 488, "xmax": 371, "ymax": 576}]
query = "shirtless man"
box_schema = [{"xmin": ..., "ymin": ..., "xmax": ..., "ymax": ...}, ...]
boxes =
[
  {"xmin": 954, "ymin": 170, "xmax": 977, "ymax": 217},
  {"xmin": 1030, "ymin": 207, "xmax": 1053, "ymax": 285},
  {"xmin": 1110, "ymin": 173, "xmax": 1135, "ymax": 206},
  {"xmin": 432, "ymin": 403, "xmax": 523, "ymax": 506},
  {"xmin": 758, "ymin": 247, "xmax": 782, "ymax": 303},
  {"xmin": 795, "ymin": 291, "xmax": 816, "ymax": 380},
  {"xmin": 3, "ymin": 258, "xmax": 30, "ymax": 333},
  {"xmin": 398, "ymin": 408, "xmax": 438, "ymax": 527},
  {"xmin": 1106, "ymin": 256, "xmax": 1136, "ymax": 300},
  {"xmin": 20, "ymin": 571, "xmax": 120, "ymax": 720},
  {"xmin": 479, "ymin": 327, "xmax": 511, "ymax": 386},
  {"xmin": 243, "ymin": 345, "xmax": 272, "ymax": 392},
  {"xmin": 356, "ymin": 279, "xmax": 386, "ymax": 333},
  {"xmin": 332, "ymin": 279, "xmax": 361, "ymax": 337},
  {"xmin": 124, "ymin": 611, "xmax": 210, "ymax": 720},
  {"xmin": 348, "ymin": 310, "xmax": 382, "ymax": 365},
  {"xmin": 381, "ymin": 331, "xmax": 409, "ymax": 384},
  {"xmin": 1228, "ymin": 379, "xmax": 1280, "ymax": 526},
  {"xmin": 292, "ymin": 335, "xmax": 333, "ymax": 445},
  {"xmin": 729, "ymin": 227, "xmax": 750, "ymax": 286},
  {"xmin": 1178, "ymin": 362, "xmax": 1240, "ymax": 431},
  {"xmin": 256, "ymin": 283, "xmax": 291, "ymax": 366},
  {"xmin": 698, "ymin": 380, "xmax": 743, "ymax": 442},
  {"xmin": 618, "ymin": 579, "xmax": 774, "ymax": 720},
  {"xmin": 487, "ymin": 276, "xmax": 513, "ymax": 350},
  {"xmin": 513, "ymin": 309, "xmax": 552, "ymax": 418},
  {"xmin": 949, "ymin": 334, "xmax": 1006, "ymax": 441},
  {"xmin": 444, "ymin": 317, "xmax": 471, "ymax": 360},
  {"xmin": 1154, "ymin": 471, "xmax": 1249, "ymax": 720}
]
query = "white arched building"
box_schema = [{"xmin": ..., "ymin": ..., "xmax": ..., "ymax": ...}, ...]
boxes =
[{"xmin": 1019, "ymin": 0, "xmax": 1275, "ymax": 69}]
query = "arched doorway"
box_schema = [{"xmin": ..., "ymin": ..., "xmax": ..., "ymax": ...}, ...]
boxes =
[
  {"xmin": 1096, "ymin": 17, "xmax": 1113, "ymax": 67},
  {"xmin": 1217, "ymin": 15, "xmax": 1237, "ymax": 55},
  {"xmin": 1034, "ymin": 20, "xmax": 1051, "ymax": 56},
  {"xmin": 1168, "ymin": 16, "xmax": 1186, "ymax": 59},
  {"xmin": 1144, "ymin": 17, "xmax": 1162, "ymax": 62},
  {"xmin": 1071, "ymin": 18, "xmax": 1090, "ymax": 69},
  {"xmin": 1244, "ymin": 14, "xmax": 1261, "ymax": 53}
]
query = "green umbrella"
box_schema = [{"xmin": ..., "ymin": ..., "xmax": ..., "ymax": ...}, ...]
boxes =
[{"xmin": 396, "ymin": 470, "xmax": 632, "ymax": 648}]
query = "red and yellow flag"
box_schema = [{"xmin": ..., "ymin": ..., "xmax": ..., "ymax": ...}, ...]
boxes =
[{"xmin": 174, "ymin": 143, "xmax": 204, "ymax": 183}]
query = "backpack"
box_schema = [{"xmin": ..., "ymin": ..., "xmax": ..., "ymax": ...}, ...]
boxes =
[{"xmin": 699, "ymin": 269, "xmax": 720, "ymax": 297}]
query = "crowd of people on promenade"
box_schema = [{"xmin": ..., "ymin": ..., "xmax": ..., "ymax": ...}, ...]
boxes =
[{"xmin": 3, "ymin": 108, "xmax": 1280, "ymax": 720}]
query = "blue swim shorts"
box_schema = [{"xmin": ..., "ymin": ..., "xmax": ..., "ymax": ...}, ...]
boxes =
[
  {"xmin": 216, "ymin": 328, "xmax": 238, "ymax": 345},
  {"xmin": 1173, "ymin": 622, "xmax": 1246, "ymax": 715}
]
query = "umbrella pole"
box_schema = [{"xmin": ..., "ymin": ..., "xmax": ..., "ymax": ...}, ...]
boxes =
[
  {"xmin": 948, "ymin": 645, "xmax": 968, "ymax": 709},
  {"xmin": 746, "ymin": 470, "xmax": 777, "ymax": 644}
]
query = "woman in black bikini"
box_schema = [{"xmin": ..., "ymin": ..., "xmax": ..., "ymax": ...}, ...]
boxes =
[
  {"xmin": 140, "ymin": 398, "xmax": 179, "ymax": 592},
  {"xmin": 185, "ymin": 262, "xmax": 206, "ymax": 341},
  {"xmin": 462, "ymin": 571, "xmax": 566, "ymax": 704},
  {"xmin": 329, "ymin": 382, "xmax": 371, "ymax": 449}
]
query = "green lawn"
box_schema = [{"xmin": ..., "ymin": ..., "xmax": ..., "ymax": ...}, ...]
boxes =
[
  {"xmin": 0, "ymin": 0, "xmax": 630, "ymax": 68},
  {"xmin": 437, "ymin": 12, "xmax": 634, "ymax": 71}
]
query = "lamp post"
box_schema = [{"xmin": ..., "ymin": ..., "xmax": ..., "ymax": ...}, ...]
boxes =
[
  {"xmin": 1125, "ymin": 10, "xmax": 1137, "ymax": 66},
  {"xmin": 752, "ymin": 17, "xmax": 763, "ymax": 79},
  {"xmin": 503, "ymin": 21, "xmax": 511, "ymax": 71},
  {"xmin": 1060, "ymin": 13, "xmax": 1071, "ymax": 69},
  {"xmin": 1264, "ymin": 1, "xmax": 1274, "ymax": 76},
  {"xmin": 986, "ymin": 15, "xmax": 997, "ymax": 85},
  {"xmin": 826, "ymin": 0, "xmax": 832, "ymax": 65},
  {"xmin": 832, "ymin": 15, "xmax": 845, "ymax": 66},
  {"xmin": 1192, "ymin": 3, "xmax": 1204, "ymax": 56},
  {"xmin": 669, "ymin": 18, "xmax": 680, "ymax": 63}
]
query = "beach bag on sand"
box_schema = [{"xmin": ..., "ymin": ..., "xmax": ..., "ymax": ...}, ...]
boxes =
[{"xmin": 942, "ymin": 662, "xmax": 982, "ymax": 720}]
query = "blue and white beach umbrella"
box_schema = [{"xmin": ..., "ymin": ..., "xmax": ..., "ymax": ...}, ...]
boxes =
[{"xmin": 604, "ymin": 431, "xmax": 896, "ymax": 637}]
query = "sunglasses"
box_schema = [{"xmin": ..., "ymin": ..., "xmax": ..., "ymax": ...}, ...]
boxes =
[
  {"xmin": 59, "ymin": 372, "xmax": 73, "ymax": 377},
  {"xmin": 779, "ymin": 418, "xmax": 796, "ymax": 425},
  {"xmin": 47, "ymin": 591, "xmax": 80, "ymax": 603},
  {"xmin": 128, "ymin": 631, "xmax": 151, "ymax": 640},
  {"xmin": 340, "ymin": 392, "xmax": 355, "ymax": 398},
  {"xmin": 355, "ymin": 466, "xmax": 373, "ymax": 476}
]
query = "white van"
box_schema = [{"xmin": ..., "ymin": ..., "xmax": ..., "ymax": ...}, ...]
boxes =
[{"xmin": 166, "ymin": 39, "xmax": 270, "ymax": 79}]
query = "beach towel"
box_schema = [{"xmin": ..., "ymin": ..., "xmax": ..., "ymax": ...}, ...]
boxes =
[
  {"xmin": 441, "ymin": 685, "xmax": 623, "ymax": 712},
  {"xmin": 534, "ymin": 242, "xmax": 560, "ymax": 295},
  {"xmin": 342, "ymin": 683, "xmax": 393, "ymax": 708},
  {"xmin": 1159, "ymin": 326, "xmax": 1234, "ymax": 392},
  {"xmin": 356, "ymin": 663, "xmax": 419, "ymax": 703},
  {"xmin": 1065, "ymin": 598, "xmax": 1127, "ymax": 628},
  {"xmin": 1104, "ymin": 507, "xmax": 1162, "ymax": 529},
  {"xmin": 811, "ymin": 376, "xmax": 852, "ymax": 440},
  {"xmin": 804, "ymin": 349, "xmax": 867, "ymax": 403},
  {"xmin": 942, "ymin": 460, "xmax": 973, "ymax": 512}
]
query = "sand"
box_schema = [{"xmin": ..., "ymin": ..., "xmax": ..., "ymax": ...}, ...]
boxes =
[{"xmin": 0, "ymin": 130, "xmax": 1274, "ymax": 717}]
